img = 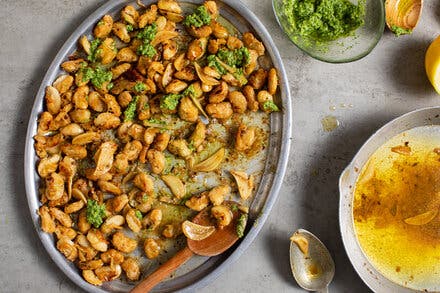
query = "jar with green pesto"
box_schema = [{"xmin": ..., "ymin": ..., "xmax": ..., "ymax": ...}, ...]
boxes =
[{"xmin": 282, "ymin": 0, "xmax": 366, "ymax": 43}]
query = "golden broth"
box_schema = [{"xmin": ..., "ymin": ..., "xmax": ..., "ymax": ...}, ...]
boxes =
[{"xmin": 353, "ymin": 126, "xmax": 440, "ymax": 290}]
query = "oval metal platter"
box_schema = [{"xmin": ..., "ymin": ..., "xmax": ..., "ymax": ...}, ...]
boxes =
[
  {"xmin": 24, "ymin": 0, "xmax": 292, "ymax": 292},
  {"xmin": 339, "ymin": 107, "xmax": 440, "ymax": 293}
]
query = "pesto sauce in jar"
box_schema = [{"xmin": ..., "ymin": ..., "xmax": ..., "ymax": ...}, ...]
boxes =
[{"xmin": 283, "ymin": 0, "xmax": 365, "ymax": 42}]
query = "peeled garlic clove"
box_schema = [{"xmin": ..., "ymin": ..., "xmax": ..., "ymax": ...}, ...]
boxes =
[
  {"xmin": 230, "ymin": 170, "xmax": 254, "ymax": 200},
  {"xmin": 189, "ymin": 121, "xmax": 206, "ymax": 148},
  {"xmin": 191, "ymin": 148, "xmax": 225, "ymax": 172},
  {"xmin": 72, "ymin": 188, "xmax": 87, "ymax": 203},
  {"xmin": 182, "ymin": 220, "xmax": 215, "ymax": 240},
  {"xmin": 163, "ymin": 12, "xmax": 184, "ymax": 22},
  {"xmin": 151, "ymin": 31, "xmax": 179, "ymax": 46},
  {"xmin": 194, "ymin": 62, "xmax": 220, "ymax": 86},
  {"xmin": 79, "ymin": 35, "xmax": 91, "ymax": 55},
  {"xmin": 404, "ymin": 209, "xmax": 437, "ymax": 225},
  {"xmin": 161, "ymin": 174, "xmax": 186, "ymax": 198},
  {"xmin": 72, "ymin": 132, "xmax": 100, "ymax": 145},
  {"xmin": 59, "ymin": 156, "xmax": 77, "ymax": 198}
]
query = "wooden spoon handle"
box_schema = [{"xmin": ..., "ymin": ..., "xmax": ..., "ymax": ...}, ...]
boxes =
[{"xmin": 130, "ymin": 246, "xmax": 194, "ymax": 293}]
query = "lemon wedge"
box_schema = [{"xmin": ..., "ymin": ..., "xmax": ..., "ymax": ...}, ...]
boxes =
[
  {"xmin": 182, "ymin": 220, "xmax": 215, "ymax": 241},
  {"xmin": 425, "ymin": 35, "xmax": 440, "ymax": 94}
]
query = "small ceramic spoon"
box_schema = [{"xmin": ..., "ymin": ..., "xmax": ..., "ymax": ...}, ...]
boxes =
[
  {"xmin": 289, "ymin": 229, "xmax": 335, "ymax": 293},
  {"xmin": 385, "ymin": 0, "xmax": 423, "ymax": 33}
]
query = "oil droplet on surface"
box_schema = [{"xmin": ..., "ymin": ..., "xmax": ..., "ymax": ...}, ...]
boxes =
[
  {"xmin": 321, "ymin": 115, "xmax": 339, "ymax": 132},
  {"xmin": 329, "ymin": 105, "xmax": 336, "ymax": 111}
]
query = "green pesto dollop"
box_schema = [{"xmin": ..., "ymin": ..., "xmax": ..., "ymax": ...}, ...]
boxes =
[
  {"xmin": 390, "ymin": 25, "xmax": 412, "ymax": 37},
  {"xmin": 81, "ymin": 66, "xmax": 112, "ymax": 89},
  {"xmin": 183, "ymin": 5, "xmax": 211, "ymax": 28},
  {"xmin": 133, "ymin": 82, "xmax": 147, "ymax": 93},
  {"xmin": 207, "ymin": 55, "xmax": 227, "ymax": 75},
  {"xmin": 87, "ymin": 38, "xmax": 102, "ymax": 62},
  {"xmin": 263, "ymin": 100, "xmax": 280, "ymax": 112},
  {"xmin": 86, "ymin": 199, "xmax": 106, "ymax": 228},
  {"xmin": 126, "ymin": 24, "xmax": 134, "ymax": 32},
  {"xmin": 207, "ymin": 48, "xmax": 250, "ymax": 85},
  {"xmin": 135, "ymin": 210, "xmax": 143, "ymax": 220},
  {"xmin": 160, "ymin": 93, "xmax": 182, "ymax": 111},
  {"xmin": 137, "ymin": 43, "xmax": 157, "ymax": 58},
  {"xmin": 217, "ymin": 47, "xmax": 250, "ymax": 68},
  {"xmin": 136, "ymin": 23, "xmax": 158, "ymax": 57},
  {"xmin": 124, "ymin": 95, "xmax": 140, "ymax": 122},
  {"xmin": 136, "ymin": 23, "xmax": 157, "ymax": 42},
  {"xmin": 182, "ymin": 84, "xmax": 196, "ymax": 97},
  {"xmin": 283, "ymin": 0, "xmax": 365, "ymax": 42}
]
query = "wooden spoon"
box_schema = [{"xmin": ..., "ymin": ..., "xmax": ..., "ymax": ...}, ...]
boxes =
[
  {"xmin": 385, "ymin": 0, "xmax": 423, "ymax": 33},
  {"xmin": 130, "ymin": 204, "xmax": 241, "ymax": 293}
]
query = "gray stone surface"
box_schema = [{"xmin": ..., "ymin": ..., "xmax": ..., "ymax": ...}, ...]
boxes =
[{"xmin": 1, "ymin": 0, "xmax": 440, "ymax": 292}]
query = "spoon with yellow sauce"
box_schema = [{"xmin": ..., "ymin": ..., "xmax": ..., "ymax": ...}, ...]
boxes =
[
  {"xmin": 385, "ymin": 0, "xmax": 422, "ymax": 36},
  {"xmin": 290, "ymin": 229, "xmax": 335, "ymax": 293}
]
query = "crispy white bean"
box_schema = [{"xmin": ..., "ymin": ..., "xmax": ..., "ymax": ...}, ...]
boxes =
[
  {"xmin": 143, "ymin": 238, "xmax": 160, "ymax": 259},
  {"xmin": 87, "ymin": 229, "xmax": 108, "ymax": 252},
  {"xmin": 112, "ymin": 231, "xmax": 137, "ymax": 253},
  {"xmin": 121, "ymin": 258, "xmax": 140, "ymax": 281}
]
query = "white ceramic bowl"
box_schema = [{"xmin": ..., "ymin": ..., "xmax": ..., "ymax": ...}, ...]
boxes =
[{"xmin": 339, "ymin": 107, "xmax": 440, "ymax": 292}]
